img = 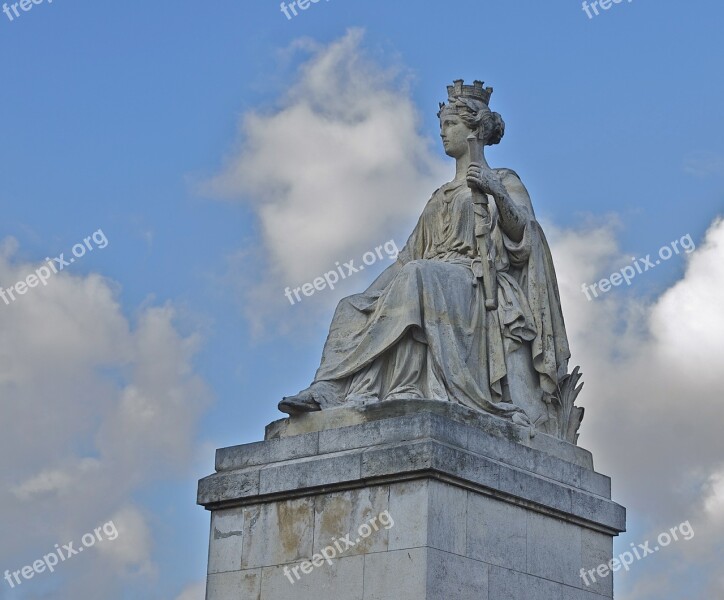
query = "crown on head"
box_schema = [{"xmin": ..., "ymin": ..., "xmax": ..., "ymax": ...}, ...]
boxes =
[
  {"xmin": 448, "ymin": 79, "xmax": 493, "ymax": 104},
  {"xmin": 438, "ymin": 79, "xmax": 493, "ymax": 116}
]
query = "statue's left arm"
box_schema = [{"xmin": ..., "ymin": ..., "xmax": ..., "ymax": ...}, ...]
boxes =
[
  {"xmin": 468, "ymin": 166, "xmax": 529, "ymax": 243},
  {"xmin": 488, "ymin": 172, "xmax": 529, "ymax": 243}
]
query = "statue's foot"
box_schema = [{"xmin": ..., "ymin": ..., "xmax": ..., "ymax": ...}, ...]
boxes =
[{"xmin": 278, "ymin": 389, "xmax": 322, "ymax": 416}]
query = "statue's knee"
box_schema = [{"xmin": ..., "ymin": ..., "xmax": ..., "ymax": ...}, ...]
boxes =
[{"xmin": 400, "ymin": 259, "xmax": 424, "ymax": 274}]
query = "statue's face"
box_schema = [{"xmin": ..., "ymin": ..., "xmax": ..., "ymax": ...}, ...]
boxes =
[{"xmin": 439, "ymin": 112, "xmax": 471, "ymax": 159}]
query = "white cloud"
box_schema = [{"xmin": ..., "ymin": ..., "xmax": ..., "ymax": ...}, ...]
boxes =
[
  {"xmin": 0, "ymin": 243, "xmax": 208, "ymax": 597},
  {"xmin": 703, "ymin": 471, "xmax": 724, "ymax": 523},
  {"xmin": 11, "ymin": 458, "xmax": 100, "ymax": 501},
  {"xmin": 549, "ymin": 216, "xmax": 724, "ymax": 600},
  {"xmin": 95, "ymin": 506, "xmax": 155, "ymax": 576},
  {"xmin": 206, "ymin": 29, "xmax": 448, "ymax": 332}
]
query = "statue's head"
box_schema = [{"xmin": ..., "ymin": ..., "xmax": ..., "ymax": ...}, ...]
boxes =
[{"xmin": 438, "ymin": 80, "xmax": 505, "ymax": 158}]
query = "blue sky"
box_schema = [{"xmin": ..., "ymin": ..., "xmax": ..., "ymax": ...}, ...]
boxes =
[{"xmin": 1, "ymin": 1, "xmax": 723, "ymax": 598}]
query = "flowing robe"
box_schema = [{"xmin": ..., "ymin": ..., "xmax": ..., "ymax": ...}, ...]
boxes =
[{"xmin": 310, "ymin": 169, "xmax": 571, "ymax": 422}]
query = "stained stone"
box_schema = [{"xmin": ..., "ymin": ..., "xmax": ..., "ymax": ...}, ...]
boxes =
[{"xmin": 198, "ymin": 404, "xmax": 625, "ymax": 599}]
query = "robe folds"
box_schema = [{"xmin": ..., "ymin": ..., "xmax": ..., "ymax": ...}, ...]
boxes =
[{"xmin": 311, "ymin": 169, "xmax": 571, "ymax": 421}]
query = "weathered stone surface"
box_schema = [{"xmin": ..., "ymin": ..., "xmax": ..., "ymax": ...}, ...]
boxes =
[
  {"xmin": 208, "ymin": 508, "xmax": 244, "ymax": 574},
  {"xmin": 260, "ymin": 555, "xmax": 364, "ymax": 600},
  {"xmin": 362, "ymin": 548, "xmax": 428, "ymax": 600},
  {"xmin": 581, "ymin": 528, "xmax": 615, "ymax": 597},
  {"xmin": 266, "ymin": 399, "xmax": 594, "ymax": 469},
  {"xmin": 241, "ymin": 498, "xmax": 314, "ymax": 569},
  {"xmin": 489, "ymin": 566, "xmax": 574, "ymax": 600},
  {"xmin": 198, "ymin": 469, "xmax": 259, "ymax": 507},
  {"xmin": 427, "ymin": 548, "xmax": 489, "ymax": 600},
  {"xmin": 428, "ymin": 480, "xmax": 467, "ymax": 555},
  {"xmin": 360, "ymin": 439, "xmax": 437, "ymax": 478},
  {"xmin": 207, "ymin": 570, "xmax": 260, "ymax": 600},
  {"xmin": 216, "ymin": 432, "xmax": 318, "ymax": 471},
  {"xmin": 527, "ymin": 510, "xmax": 583, "ymax": 588},
  {"xmin": 318, "ymin": 411, "xmax": 467, "ymax": 455},
  {"xmin": 388, "ymin": 480, "xmax": 429, "ymax": 550},
  {"xmin": 259, "ymin": 451, "xmax": 361, "ymax": 495},
  {"xmin": 313, "ymin": 487, "xmax": 390, "ymax": 556},
  {"xmin": 201, "ymin": 444, "xmax": 623, "ymax": 533},
  {"xmin": 199, "ymin": 404, "xmax": 624, "ymax": 599},
  {"xmin": 467, "ymin": 493, "xmax": 527, "ymax": 572},
  {"xmin": 498, "ymin": 462, "xmax": 574, "ymax": 513},
  {"xmin": 573, "ymin": 490, "xmax": 627, "ymax": 533}
]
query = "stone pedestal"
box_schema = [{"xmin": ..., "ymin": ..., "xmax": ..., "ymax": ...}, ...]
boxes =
[{"xmin": 197, "ymin": 400, "xmax": 626, "ymax": 599}]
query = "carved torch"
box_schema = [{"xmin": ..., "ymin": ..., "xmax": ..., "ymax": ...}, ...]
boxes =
[{"xmin": 467, "ymin": 133, "xmax": 498, "ymax": 310}]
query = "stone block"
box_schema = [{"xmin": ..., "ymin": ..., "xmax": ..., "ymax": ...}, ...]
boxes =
[
  {"xmin": 241, "ymin": 498, "xmax": 314, "ymax": 569},
  {"xmin": 427, "ymin": 548, "xmax": 489, "ymax": 600},
  {"xmin": 580, "ymin": 466, "xmax": 612, "ymax": 498},
  {"xmin": 573, "ymin": 490, "xmax": 627, "ymax": 533},
  {"xmin": 207, "ymin": 570, "xmax": 261, "ymax": 600},
  {"xmin": 498, "ymin": 464, "xmax": 574, "ymax": 513},
  {"xmin": 362, "ymin": 548, "xmax": 428, "ymax": 600},
  {"xmin": 388, "ymin": 480, "xmax": 430, "ymax": 550},
  {"xmin": 581, "ymin": 528, "xmax": 615, "ymax": 597},
  {"xmin": 318, "ymin": 411, "xmax": 467, "ymax": 455},
  {"xmin": 259, "ymin": 451, "xmax": 361, "ymax": 495},
  {"xmin": 433, "ymin": 442, "xmax": 501, "ymax": 490},
  {"xmin": 260, "ymin": 555, "xmax": 364, "ymax": 600},
  {"xmin": 208, "ymin": 508, "xmax": 244, "ymax": 574},
  {"xmin": 360, "ymin": 439, "xmax": 436, "ymax": 478},
  {"xmin": 198, "ymin": 470, "xmax": 259, "ymax": 507},
  {"xmin": 526, "ymin": 510, "xmax": 583, "ymax": 588},
  {"xmin": 216, "ymin": 432, "xmax": 319, "ymax": 471},
  {"xmin": 313, "ymin": 487, "xmax": 391, "ymax": 556},
  {"xmin": 428, "ymin": 480, "xmax": 467, "ymax": 555},
  {"xmin": 467, "ymin": 493, "xmax": 527, "ymax": 572},
  {"xmin": 488, "ymin": 566, "xmax": 577, "ymax": 600}
]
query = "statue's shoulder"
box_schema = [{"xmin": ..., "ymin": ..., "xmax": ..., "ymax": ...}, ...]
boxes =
[
  {"xmin": 495, "ymin": 167, "xmax": 523, "ymax": 183},
  {"xmin": 496, "ymin": 168, "xmax": 530, "ymax": 195},
  {"xmin": 495, "ymin": 168, "xmax": 535, "ymax": 215}
]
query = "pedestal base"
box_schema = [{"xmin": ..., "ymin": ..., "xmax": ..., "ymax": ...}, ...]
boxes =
[{"xmin": 198, "ymin": 400, "xmax": 626, "ymax": 599}]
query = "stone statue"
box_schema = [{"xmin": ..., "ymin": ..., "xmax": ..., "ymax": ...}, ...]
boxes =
[{"xmin": 280, "ymin": 80, "xmax": 584, "ymax": 444}]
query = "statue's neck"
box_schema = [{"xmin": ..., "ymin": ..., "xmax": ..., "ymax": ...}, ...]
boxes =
[{"xmin": 454, "ymin": 147, "xmax": 491, "ymax": 182}]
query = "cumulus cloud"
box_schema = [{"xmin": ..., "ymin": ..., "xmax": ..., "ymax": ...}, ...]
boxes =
[
  {"xmin": 206, "ymin": 28, "xmax": 448, "ymax": 332},
  {"xmin": 549, "ymin": 216, "xmax": 724, "ymax": 600},
  {"xmin": 95, "ymin": 506, "xmax": 155, "ymax": 576},
  {"xmin": 0, "ymin": 241, "xmax": 208, "ymax": 598}
]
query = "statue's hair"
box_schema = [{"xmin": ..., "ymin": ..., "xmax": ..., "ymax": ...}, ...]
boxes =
[{"xmin": 439, "ymin": 97, "xmax": 506, "ymax": 146}]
